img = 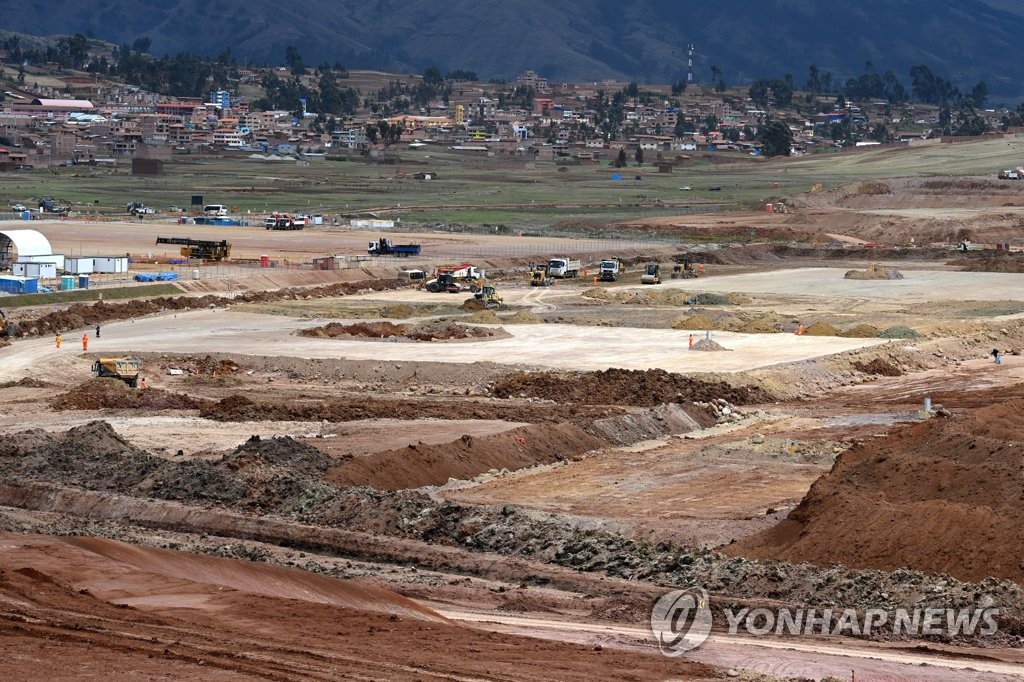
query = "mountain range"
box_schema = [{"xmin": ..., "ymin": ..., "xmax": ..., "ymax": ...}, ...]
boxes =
[{"xmin": 10, "ymin": 0, "xmax": 1024, "ymax": 101}]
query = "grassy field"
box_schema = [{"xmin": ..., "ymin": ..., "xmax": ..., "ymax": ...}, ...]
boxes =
[{"xmin": 2, "ymin": 138, "xmax": 1023, "ymax": 231}]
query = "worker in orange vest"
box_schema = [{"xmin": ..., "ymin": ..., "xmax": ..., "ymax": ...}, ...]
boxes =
[
  {"xmin": 140, "ymin": 377, "xmax": 148, "ymax": 390},
  {"xmin": 796, "ymin": 323, "xmax": 804, "ymax": 336},
  {"xmin": 688, "ymin": 334, "xmax": 694, "ymax": 350},
  {"xmin": 55, "ymin": 334, "xmax": 62, "ymax": 349},
  {"xmin": 81, "ymin": 333, "xmax": 88, "ymax": 351}
]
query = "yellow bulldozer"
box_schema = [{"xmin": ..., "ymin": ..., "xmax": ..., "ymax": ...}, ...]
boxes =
[{"xmin": 92, "ymin": 357, "xmax": 143, "ymax": 388}]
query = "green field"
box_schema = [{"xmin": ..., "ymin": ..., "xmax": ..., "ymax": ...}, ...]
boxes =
[
  {"xmin": 0, "ymin": 283, "xmax": 181, "ymax": 308},
  {"xmin": 3, "ymin": 138, "xmax": 1022, "ymax": 231}
]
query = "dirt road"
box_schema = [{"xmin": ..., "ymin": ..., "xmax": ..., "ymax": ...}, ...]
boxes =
[{"xmin": 0, "ymin": 308, "xmax": 884, "ymax": 379}]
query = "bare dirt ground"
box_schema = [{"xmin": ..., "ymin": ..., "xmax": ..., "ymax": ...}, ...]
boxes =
[{"xmin": 9, "ymin": 163, "xmax": 1024, "ymax": 679}]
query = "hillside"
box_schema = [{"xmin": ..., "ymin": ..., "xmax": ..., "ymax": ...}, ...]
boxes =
[{"xmin": 7, "ymin": 0, "xmax": 1024, "ymax": 100}]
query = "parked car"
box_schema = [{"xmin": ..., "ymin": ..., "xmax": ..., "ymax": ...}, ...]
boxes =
[{"xmin": 10, "ymin": 204, "xmax": 26, "ymax": 212}]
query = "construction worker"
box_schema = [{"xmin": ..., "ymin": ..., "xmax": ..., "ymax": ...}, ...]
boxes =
[
  {"xmin": 81, "ymin": 333, "xmax": 88, "ymax": 352},
  {"xmin": 797, "ymin": 323, "xmax": 804, "ymax": 336},
  {"xmin": 95, "ymin": 325, "xmax": 101, "ymax": 338},
  {"xmin": 993, "ymin": 348, "xmax": 1001, "ymax": 365},
  {"xmin": 140, "ymin": 377, "xmax": 147, "ymax": 390},
  {"xmin": 689, "ymin": 334, "xmax": 694, "ymax": 350},
  {"xmin": 55, "ymin": 334, "xmax": 62, "ymax": 349}
]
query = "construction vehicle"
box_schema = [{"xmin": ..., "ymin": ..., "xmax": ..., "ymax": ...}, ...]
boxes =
[
  {"xmin": 155, "ymin": 237, "xmax": 232, "ymax": 261},
  {"xmin": 265, "ymin": 213, "xmax": 305, "ymax": 230},
  {"xmin": 425, "ymin": 264, "xmax": 485, "ymax": 293},
  {"xmin": 425, "ymin": 272, "xmax": 463, "ymax": 293},
  {"xmin": 92, "ymin": 357, "xmax": 142, "ymax": 388},
  {"xmin": 547, "ymin": 257, "xmax": 581, "ymax": 278},
  {"xmin": 38, "ymin": 196, "xmax": 69, "ymax": 215},
  {"xmin": 127, "ymin": 201, "xmax": 155, "ymax": 216},
  {"xmin": 671, "ymin": 256, "xmax": 700, "ymax": 279},
  {"xmin": 368, "ymin": 237, "xmax": 421, "ymax": 257},
  {"xmin": 473, "ymin": 285, "xmax": 503, "ymax": 308},
  {"xmin": 0, "ymin": 308, "xmax": 15, "ymax": 338},
  {"xmin": 529, "ymin": 263, "xmax": 554, "ymax": 286},
  {"xmin": 598, "ymin": 259, "xmax": 624, "ymax": 282},
  {"xmin": 640, "ymin": 263, "xmax": 662, "ymax": 284}
]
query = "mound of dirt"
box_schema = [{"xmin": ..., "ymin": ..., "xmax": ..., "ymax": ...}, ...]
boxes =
[
  {"xmin": 300, "ymin": 321, "xmax": 503, "ymax": 342},
  {"xmin": 802, "ymin": 321, "xmax": 840, "ymax": 336},
  {"xmin": 841, "ymin": 324, "xmax": 881, "ymax": 338},
  {"xmin": 501, "ymin": 310, "xmax": 544, "ymax": 324},
  {"xmin": 948, "ymin": 254, "xmax": 1024, "ymax": 273},
  {"xmin": 694, "ymin": 292, "xmax": 731, "ymax": 305},
  {"xmin": 380, "ymin": 303, "xmax": 415, "ymax": 318},
  {"xmin": 672, "ymin": 312, "xmax": 720, "ymax": 330},
  {"xmin": 460, "ymin": 298, "xmax": 487, "ymax": 311},
  {"xmin": 199, "ymin": 394, "xmax": 623, "ymax": 424},
  {"xmin": 844, "ymin": 268, "xmax": 904, "ymax": 280},
  {"xmin": 0, "ymin": 377, "xmax": 51, "ymax": 389},
  {"xmin": 491, "ymin": 368, "xmax": 773, "ymax": 406},
  {"xmin": 50, "ymin": 379, "xmax": 208, "ymax": 411},
  {"xmin": 464, "ymin": 310, "xmax": 502, "ymax": 324},
  {"xmin": 324, "ymin": 423, "xmax": 605, "ymax": 490},
  {"xmin": 726, "ymin": 397, "xmax": 1024, "ymax": 583},
  {"xmin": 880, "ymin": 325, "xmax": 921, "ymax": 339},
  {"xmin": 736, "ymin": 313, "xmax": 782, "ymax": 334},
  {"xmin": 852, "ymin": 358, "xmax": 903, "ymax": 376},
  {"xmin": 691, "ymin": 338, "xmax": 729, "ymax": 352}
]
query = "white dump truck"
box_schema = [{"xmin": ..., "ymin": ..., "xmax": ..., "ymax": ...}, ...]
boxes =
[{"xmin": 547, "ymin": 257, "xmax": 581, "ymax": 278}]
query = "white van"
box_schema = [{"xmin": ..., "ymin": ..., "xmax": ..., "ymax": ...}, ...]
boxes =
[{"xmin": 203, "ymin": 204, "xmax": 229, "ymax": 216}]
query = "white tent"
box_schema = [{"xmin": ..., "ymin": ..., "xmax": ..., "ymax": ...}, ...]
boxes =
[{"xmin": 0, "ymin": 229, "xmax": 54, "ymax": 270}]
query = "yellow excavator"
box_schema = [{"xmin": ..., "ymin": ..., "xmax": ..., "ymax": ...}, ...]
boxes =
[{"xmin": 0, "ymin": 308, "xmax": 15, "ymax": 338}]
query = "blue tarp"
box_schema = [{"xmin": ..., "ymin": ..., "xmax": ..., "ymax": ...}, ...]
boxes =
[{"xmin": 134, "ymin": 272, "xmax": 180, "ymax": 282}]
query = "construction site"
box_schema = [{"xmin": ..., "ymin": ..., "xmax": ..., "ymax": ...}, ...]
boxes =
[{"xmin": 6, "ymin": 142, "xmax": 1024, "ymax": 680}]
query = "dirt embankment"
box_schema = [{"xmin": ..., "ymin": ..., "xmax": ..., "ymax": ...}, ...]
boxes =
[
  {"xmin": 198, "ymin": 393, "xmax": 623, "ymax": 424},
  {"xmin": 492, "ymin": 368, "xmax": 774, "ymax": 406},
  {"xmin": 324, "ymin": 423, "xmax": 605, "ymax": 490},
  {"xmin": 728, "ymin": 397, "xmax": 1024, "ymax": 584},
  {"xmin": 7, "ymin": 277, "xmax": 408, "ymax": 338},
  {"xmin": 299, "ymin": 321, "xmax": 507, "ymax": 342}
]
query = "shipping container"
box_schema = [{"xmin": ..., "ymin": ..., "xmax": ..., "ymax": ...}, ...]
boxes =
[
  {"xmin": 92, "ymin": 256, "xmax": 129, "ymax": 273},
  {"xmin": 0, "ymin": 275, "xmax": 38, "ymax": 294},
  {"xmin": 64, "ymin": 257, "xmax": 95, "ymax": 274},
  {"xmin": 13, "ymin": 261, "xmax": 58, "ymax": 279}
]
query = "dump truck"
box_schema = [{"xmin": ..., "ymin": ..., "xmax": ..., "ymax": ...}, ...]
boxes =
[
  {"xmin": 640, "ymin": 263, "xmax": 662, "ymax": 284},
  {"xmin": 547, "ymin": 257, "xmax": 581, "ymax": 278},
  {"xmin": 598, "ymin": 259, "xmax": 624, "ymax": 282},
  {"xmin": 92, "ymin": 357, "xmax": 142, "ymax": 388},
  {"xmin": 155, "ymin": 237, "xmax": 232, "ymax": 261},
  {"xmin": 368, "ymin": 237, "xmax": 421, "ymax": 256}
]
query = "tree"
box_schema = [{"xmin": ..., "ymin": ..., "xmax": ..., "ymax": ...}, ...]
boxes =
[
  {"xmin": 634, "ymin": 147, "xmax": 644, "ymax": 166},
  {"xmin": 671, "ymin": 80, "xmax": 688, "ymax": 96},
  {"xmin": 131, "ymin": 37, "xmax": 151, "ymax": 54},
  {"xmin": 615, "ymin": 148, "xmax": 627, "ymax": 167},
  {"xmin": 758, "ymin": 120, "xmax": 792, "ymax": 157},
  {"xmin": 422, "ymin": 65, "xmax": 443, "ymax": 86},
  {"xmin": 285, "ymin": 45, "xmax": 305, "ymax": 76},
  {"xmin": 710, "ymin": 65, "xmax": 725, "ymax": 93}
]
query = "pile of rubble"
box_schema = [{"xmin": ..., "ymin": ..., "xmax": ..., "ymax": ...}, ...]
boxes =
[{"xmin": 693, "ymin": 398, "xmax": 744, "ymax": 424}]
